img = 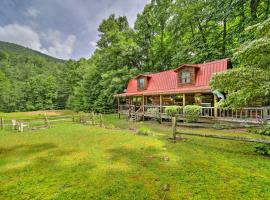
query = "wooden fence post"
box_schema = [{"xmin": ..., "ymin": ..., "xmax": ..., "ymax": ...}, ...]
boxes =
[
  {"xmin": 44, "ymin": 114, "xmax": 51, "ymax": 128},
  {"xmin": 172, "ymin": 116, "xmax": 176, "ymax": 140},
  {"xmin": 160, "ymin": 94, "xmax": 163, "ymax": 123},
  {"xmin": 0, "ymin": 117, "xmax": 3, "ymax": 130},
  {"xmin": 20, "ymin": 122, "xmax": 23, "ymax": 132}
]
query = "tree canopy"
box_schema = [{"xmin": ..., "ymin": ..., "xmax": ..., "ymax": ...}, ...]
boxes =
[{"xmin": 0, "ymin": 0, "xmax": 269, "ymax": 112}]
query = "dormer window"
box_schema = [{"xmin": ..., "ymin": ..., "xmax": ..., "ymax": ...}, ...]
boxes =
[
  {"xmin": 138, "ymin": 77, "xmax": 146, "ymax": 90},
  {"xmin": 181, "ymin": 71, "xmax": 191, "ymax": 83},
  {"xmin": 174, "ymin": 64, "xmax": 199, "ymax": 86}
]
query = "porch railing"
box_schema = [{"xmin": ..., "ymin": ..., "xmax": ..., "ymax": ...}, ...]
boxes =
[
  {"xmin": 119, "ymin": 104, "xmax": 270, "ymax": 122},
  {"xmin": 217, "ymin": 107, "xmax": 267, "ymax": 120},
  {"xmin": 119, "ymin": 105, "xmax": 130, "ymax": 112},
  {"xmin": 201, "ymin": 107, "xmax": 215, "ymax": 118}
]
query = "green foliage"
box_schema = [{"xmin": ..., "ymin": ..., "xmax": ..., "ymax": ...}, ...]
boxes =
[
  {"xmin": 147, "ymin": 107, "xmax": 162, "ymax": 123},
  {"xmin": 0, "ymin": 41, "xmax": 64, "ymax": 63},
  {"xmin": 68, "ymin": 15, "xmax": 139, "ymax": 112},
  {"xmin": 23, "ymin": 75, "xmax": 58, "ymax": 110},
  {"xmin": 2, "ymin": 0, "xmax": 270, "ymax": 113},
  {"xmin": 137, "ymin": 127, "xmax": 152, "ymax": 136},
  {"xmin": 165, "ymin": 106, "xmax": 181, "ymax": 117},
  {"xmin": 211, "ymin": 67, "xmax": 270, "ymax": 107},
  {"xmin": 254, "ymin": 144, "xmax": 270, "ymax": 156},
  {"xmin": 0, "ymin": 42, "xmax": 68, "ymax": 112},
  {"xmin": 234, "ymin": 18, "xmax": 270, "ymax": 70},
  {"xmin": 183, "ymin": 105, "xmax": 202, "ymax": 123},
  {"xmin": 211, "ymin": 18, "xmax": 270, "ymax": 108},
  {"xmin": 253, "ymin": 122, "xmax": 270, "ymax": 136}
]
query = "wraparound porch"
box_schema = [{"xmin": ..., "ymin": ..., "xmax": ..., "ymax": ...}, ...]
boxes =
[{"xmin": 116, "ymin": 93, "xmax": 270, "ymax": 124}]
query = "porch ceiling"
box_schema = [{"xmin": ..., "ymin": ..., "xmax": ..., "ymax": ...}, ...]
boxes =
[{"xmin": 114, "ymin": 87, "xmax": 212, "ymax": 97}]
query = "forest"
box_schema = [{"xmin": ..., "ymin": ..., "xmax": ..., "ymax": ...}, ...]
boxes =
[{"xmin": 0, "ymin": 0, "xmax": 270, "ymax": 112}]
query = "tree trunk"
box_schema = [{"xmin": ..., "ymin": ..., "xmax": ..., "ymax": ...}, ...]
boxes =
[
  {"xmin": 265, "ymin": 0, "xmax": 270, "ymax": 19},
  {"xmin": 222, "ymin": 18, "xmax": 227, "ymax": 57},
  {"xmin": 250, "ymin": 0, "xmax": 261, "ymax": 19},
  {"xmin": 197, "ymin": 19, "xmax": 209, "ymax": 59}
]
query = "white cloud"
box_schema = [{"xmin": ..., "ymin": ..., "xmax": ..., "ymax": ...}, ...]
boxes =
[
  {"xmin": 0, "ymin": 24, "xmax": 41, "ymax": 50},
  {"xmin": 89, "ymin": 41, "xmax": 96, "ymax": 48},
  {"xmin": 41, "ymin": 30, "xmax": 76, "ymax": 59},
  {"xmin": 25, "ymin": 7, "xmax": 40, "ymax": 18},
  {"xmin": 0, "ymin": 23, "xmax": 76, "ymax": 59}
]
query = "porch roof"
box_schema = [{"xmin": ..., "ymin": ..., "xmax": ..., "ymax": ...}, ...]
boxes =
[{"xmin": 115, "ymin": 86, "xmax": 211, "ymax": 97}]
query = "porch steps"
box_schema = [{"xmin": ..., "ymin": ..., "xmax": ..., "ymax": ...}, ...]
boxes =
[
  {"xmin": 129, "ymin": 113, "xmax": 143, "ymax": 122},
  {"xmin": 130, "ymin": 114, "xmax": 137, "ymax": 122},
  {"xmin": 129, "ymin": 106, "xmax": 144, "ymax": 122}
]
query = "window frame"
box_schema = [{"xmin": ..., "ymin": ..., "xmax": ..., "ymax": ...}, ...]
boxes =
[
  {"xmin": 181, "ymin": 71, "xmax": 191, "ymax": 83},
  {"xmin": 138, "ymin": 77, "xmax": 146, "ymax": 90}
]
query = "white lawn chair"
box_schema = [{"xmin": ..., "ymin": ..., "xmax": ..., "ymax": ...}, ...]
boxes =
[
  {"xmin": 11, "ymin": 119, "xmax": 18, "ymax": 130},
  {"xmin": 17, "ymin": 121, "xmax": 29, "ymax": 132}
]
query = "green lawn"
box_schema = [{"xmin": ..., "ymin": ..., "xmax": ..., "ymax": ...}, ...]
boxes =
[
  {"xmin": 0, "ymin": 113, "xmax": 270, "ymax": 199},
  {"xmin": 0, "ymin": 110, "xmax": 76, "ymax": 120}
]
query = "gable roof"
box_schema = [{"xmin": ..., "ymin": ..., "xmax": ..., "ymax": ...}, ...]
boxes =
[
  {"xmin": 173, "ymin": 64, "xmax": 200, "ymax": 72},
  {"xmin": 115, "ymin": 58, "xmax": 230, "ymax": 97}
]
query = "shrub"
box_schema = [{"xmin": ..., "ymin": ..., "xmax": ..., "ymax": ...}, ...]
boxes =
[
  {"xmin": 255, "ymin": 126, "xmax": 270, "ymax": 136},
  {"xmin": 254, "ymin": 144, "xmax": 270, "ymax": 156},
  {"xmin": 148, "ymin": 107, "xmax": 162, "ymax": 124},
  {"xmin": 183, "ymin": 105, "xmax": 201, "ymax": 123},
  {"xmin": 251, "ymin": 121, "xmax": 270, "ymax": 136},
  {"xmin": 165, "ymin": 106, "xmax": 181, "ymax": 117},
  {"xmin": 137, "ymin": 127, "xmax": 152, "ymax": 136}
]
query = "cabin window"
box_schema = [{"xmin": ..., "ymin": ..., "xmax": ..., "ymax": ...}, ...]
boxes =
[
  {"xmin": 181, "ymin": 71, "xmax": 191, "ymax": 83},
  {"xmin": 138, "ymin": 77, "xmax": 145, "ymax": 90}
]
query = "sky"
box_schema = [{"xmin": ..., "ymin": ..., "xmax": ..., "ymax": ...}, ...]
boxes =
[{"xmin": 0, "ymin": 0, "xmax": 149, "ymax": 60}]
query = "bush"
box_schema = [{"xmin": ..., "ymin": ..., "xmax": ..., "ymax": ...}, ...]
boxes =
[
  {"xmin": 165, "ymin": 106, "xmax": 182, "ymax": 117},
  {"xmin": 183, "ymin": 105, "xmax": 201, "ymax": 123},
  {"xmin": 148, "ymin": 107, "xmax": 162, "ymax": 123},
  {"xmin": 254, "ymin": 126, "xmax": 270, "ymax": 136},
  {"xmin": 254, "ymin": 144, "xmax": 270, "ymax": 156},
  {"xmin": 137, "ymin": 127, "xmax": 152, "ymax": 136}
]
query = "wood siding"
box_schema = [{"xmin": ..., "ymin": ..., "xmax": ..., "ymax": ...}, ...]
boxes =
[
  {"xmin": 178, "ymin": 66, "xmax": 196, "ymax": 86},
  {"xmin": 137, "ymin": 76, "xmax": 148, "ymax": 91}
]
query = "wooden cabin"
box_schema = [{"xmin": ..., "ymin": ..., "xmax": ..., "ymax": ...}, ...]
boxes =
[{"xmin": 115, "ymin": 59, "xmax": 270, "ymax": 123}]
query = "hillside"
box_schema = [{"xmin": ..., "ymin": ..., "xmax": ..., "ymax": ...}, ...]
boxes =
[
  {"xmin": 0, "ymin": 41, "xmax": 65, "ymax": 63},
  {"xmin": 0, "ymin": 41, "xmax": 73, "ymax": 112}
]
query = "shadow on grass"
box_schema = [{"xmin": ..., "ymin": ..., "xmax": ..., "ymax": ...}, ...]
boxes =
[
  {"xmin": 0, "ymin": 155, "xmax": 96, "ymax": 200},
  {"xmin": 184, "ymin": 138, "xmax": 259, "ymax": 157},
  {"xmin": 95, "ymin": 146, "xmax": 173, "ymax": 200},
  {"xmin": 107, "ymin": 146, "xmax": 165, "ymax": 169},
  {"xmin": 0, "ymin": 143, "xmax": 57, "ymax": 159}
]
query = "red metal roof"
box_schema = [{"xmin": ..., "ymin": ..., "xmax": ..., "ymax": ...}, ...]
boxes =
[{"xmin": 115, "ymin": 59, "xmax": 230, "ymax": 97}]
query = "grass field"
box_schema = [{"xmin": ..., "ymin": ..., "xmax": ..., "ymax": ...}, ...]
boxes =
[{"xmin": 0, "ymin": 112, "xmax": 270, "ymax": 199}]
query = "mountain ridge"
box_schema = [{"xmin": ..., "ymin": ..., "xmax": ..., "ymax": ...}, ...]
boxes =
[{"xmin": 0, "ymin": 41, "xmax": 66, "ymax": 63}]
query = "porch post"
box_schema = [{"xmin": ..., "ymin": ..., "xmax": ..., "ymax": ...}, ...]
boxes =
[
  {"xmin": 142, "ymin": 95, "xmax": 145, "ymax": 121},
  {"xmin": 214, "ymin": 94, "xmax": 218, "ymax": 118},
  {"xmin": 117, "ymin": 97, "xmax": 120, "ymax": 118},
  {"xmin": 263, "ymin": 107, "xmax": 268, "ymax": 120},
  {"xmin": 128, "ymin": 96, "xmax": 131, "ymax": 118},
  {"xmin": 183, "ymin": 93, "xmax": 186, "ymax": 107},
  {"xmin": 160, "ymin": 94, "xmax": 163, "ymax": 123},
  {"xmin": 160, "ymin": 94, "xmax": 163, "ymax": 112}
]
